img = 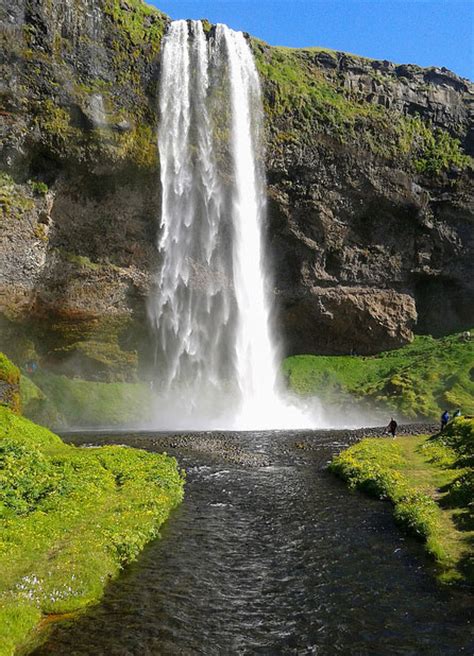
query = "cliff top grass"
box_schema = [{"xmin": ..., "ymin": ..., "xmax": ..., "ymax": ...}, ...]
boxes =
[
  {"xmin": 270, "ymin": 43, "xmax": 372, "ymax": 62},
  {"xmin": 0, "ymin": 402, "xmax": 184, "ymax": 656},
  {"xmin": 104, "ymin": 0, "xmax": 168, "ymax": 49},
  {"xmin": 283, "ymin": 330, "xmax": 474, "ymax": 421},
  {"xmin": 329, "ymin": 418, "xmax": 474, "ymax": 585}
]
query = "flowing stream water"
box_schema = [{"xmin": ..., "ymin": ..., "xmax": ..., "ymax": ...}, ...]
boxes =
[
  {"xmin": 147, "ymin": 20, "xmax": 312, "ymax": 430},
  {"xmin": 35, "ymin": 429, "xmax": 473, "ymax": 655}
]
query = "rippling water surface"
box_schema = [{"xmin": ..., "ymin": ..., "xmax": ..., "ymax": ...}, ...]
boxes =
[{"xmin": 34, "ymin": 430, "xmax": 473, "ymax": 655}]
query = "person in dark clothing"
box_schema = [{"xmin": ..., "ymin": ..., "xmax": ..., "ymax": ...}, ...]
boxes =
[
  {"xmin": 386, "ymin": 418, "xmax": 398, "ymax": 438},
  {"xmin": 441, "ymin": 410, "xmax": 450, "ymax": 431}
]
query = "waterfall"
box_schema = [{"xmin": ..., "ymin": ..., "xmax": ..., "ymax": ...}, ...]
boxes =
[{"xmin": 148, "ymin": 20, "xmax": 311, "ymax": 429}]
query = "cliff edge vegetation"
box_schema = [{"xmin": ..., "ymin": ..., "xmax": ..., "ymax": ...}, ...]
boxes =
[
  {"xmin": 0, "ymin": 353, "xmax": 184, "ymax": 656},
  {"xmin": 329, "ymin": 418, "xmax": 474, "ymax": 585},
  {"xmin": 253, "ymin": 42, "xmax": 472, "ymax": 174}
]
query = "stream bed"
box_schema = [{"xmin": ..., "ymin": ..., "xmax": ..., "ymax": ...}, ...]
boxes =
[{"xmin": 34, "ymin": 428, "xmax": 472, "ymax": 655}]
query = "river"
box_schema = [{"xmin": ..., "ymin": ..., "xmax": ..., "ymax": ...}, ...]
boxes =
[{"xmin": 34, "ymin": 428, "xmax": 473, "ymax": 655}]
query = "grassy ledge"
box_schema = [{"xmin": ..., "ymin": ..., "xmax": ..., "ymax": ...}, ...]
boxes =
[
  {"xmin": 329, "ymin": 418, "xmax": 473, "ymax": 585},
  {"xmin": 0, "ymin": 405, "xmax": 184, "ymax": 655}
]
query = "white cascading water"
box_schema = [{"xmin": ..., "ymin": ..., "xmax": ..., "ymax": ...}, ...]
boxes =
[{"xmin": 148, "ymin": 20, "xmax": 313, "ymax": 429}]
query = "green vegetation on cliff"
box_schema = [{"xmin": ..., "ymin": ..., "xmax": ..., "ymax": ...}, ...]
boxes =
[
  {"xmin": 283, "ymin": 331, "xmax": 474, "ymax": 420},
  {"xmin": 104, "ymin": 0, "xmax": 167, "ymax": 51},
  {"xmin": 16, "ymin": 0, "xmax": 166, "ymax": 172},
  {"xmin": 398, "ymin": 115, "xmax": 472, "ymax": 175},
  {"xmin": 0, "ymin": 173, "xmax": 35, "ymax": 218},
  {"xmin": 0, "ymin": 396, "xmax": 184, "ymax": 655},
  {"xmin": 254, "ymin": 45, "xmax": 387, "ymax": 131},
  {"xmin": 253, "ymin": 43, "xmax": 472, "ymax": 175},
  {"xmin": 329, "ymin": 419, "xmax": 474, "ymax": 584},
  {"xmin": 0, "ymin": 353, "xmax": 20, "ymax": 388},
  {"xmin": 1, "ymin": 312, "xmax": 141, "ymax": 386}
]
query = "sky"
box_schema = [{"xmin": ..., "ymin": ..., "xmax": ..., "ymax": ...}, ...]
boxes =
[{"xmin": 149, "ymin": 0, "xmax": 473, "ymax": 80}]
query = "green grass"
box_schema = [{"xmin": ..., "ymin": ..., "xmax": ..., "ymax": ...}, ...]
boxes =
[
  {"xmin": 329, "ymin": 419, "xmax": 474, "ymax": 584},
  {"xmin": 22, "ymin": 369, "xmax": 154, "ymax": 428},
  {"xmin": 0, "ymin": 406, "xmax": 184, "ymax": 655},
  {"xmin": 283, "ymin": 331, "xmax": 474, "ymax": 420}
]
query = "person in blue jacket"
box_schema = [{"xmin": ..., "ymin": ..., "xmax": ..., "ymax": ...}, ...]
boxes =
[{"xmin": 440, "ymin": 410, "xmax": 450, "ymax": 431}]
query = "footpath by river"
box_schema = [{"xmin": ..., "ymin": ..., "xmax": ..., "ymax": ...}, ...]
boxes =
[{"xmin": 34, "ymin": 426, "xmax": 473, "ymax": 656}]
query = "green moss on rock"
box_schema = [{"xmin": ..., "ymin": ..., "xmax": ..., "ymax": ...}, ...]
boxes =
[
  {"xmin": 52, "ymin": 339, "xmax": 138, "ymax": 381},
  {"xmin": 397, "ymin": 115, "xmax": 472, "ymax": 175},
  {"xmin": 23, "ymin": 369, "xmax": 153, "ymax": 428},
  {"xmin": 0, "ymin": 174, "xmax": 35, "ymax": 218},
  {"xmin": 33, "ymin": 99, "xmax": 78, "ymax": 148},
  {"xmin": 0, "ymin": 354, "xmax": 21, "ymax": 415},
  {"xmin": 0, "ymin": 355, "xmax": 19, "ymax": 387},
  {"xmin": 104, "ymin": 0, "xmax": 167, "ymax": 52},
  {"xmin": 253, "ymin": 42, "xmax": 473, "ymax": 174}
]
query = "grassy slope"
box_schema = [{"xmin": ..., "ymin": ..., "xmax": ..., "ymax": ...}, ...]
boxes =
[
  {"xmin": 0, "ymin": 407, "xmax": 184, "ymax": 655},
  {"xmin": 283, "ymin": 331, "xmax": 474, "ymax": 420},
  {"xmin": 329, "ymin": 418, "xmax": 473, "ymax": 584},
  {"xmin": 20, "ymin": 369, "xmax": 154, "ymax": 428}
]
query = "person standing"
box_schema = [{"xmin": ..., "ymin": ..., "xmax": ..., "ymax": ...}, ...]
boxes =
[
  {"xmin": 440, "ymin": 410, "xmax": 450, "ymax": 431},
  {"xmin": 386, "ymin": 418, "xmax": 398, "ymax": 438}
]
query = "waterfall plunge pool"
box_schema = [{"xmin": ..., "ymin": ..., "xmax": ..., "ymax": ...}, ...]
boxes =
[{"xmin": 34, "ymin": 429, "xmax": 472, "ymax": 655}]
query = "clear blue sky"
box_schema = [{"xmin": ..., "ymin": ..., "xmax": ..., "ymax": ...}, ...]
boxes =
[{"xmin": 149, "ymin": 1, "xmax": 473, "ymax": 80}]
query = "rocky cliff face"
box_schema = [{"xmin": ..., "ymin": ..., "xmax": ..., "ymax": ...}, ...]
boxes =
[
  {"xmin": 253, "ymin": 44, "xmax": 473, "ymax": 354},
  {"xmin": 1, "ymin": 0, "xmax": 166, "ymax": 378},
  {"xmin": 0, "ymin": 0, "xmax": 473, "ymax": 378}
]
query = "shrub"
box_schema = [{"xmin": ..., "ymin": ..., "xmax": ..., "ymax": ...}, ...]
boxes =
[{"xmin": 28, "ymin": 180, "xmax": 48, "ymax": 196}]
